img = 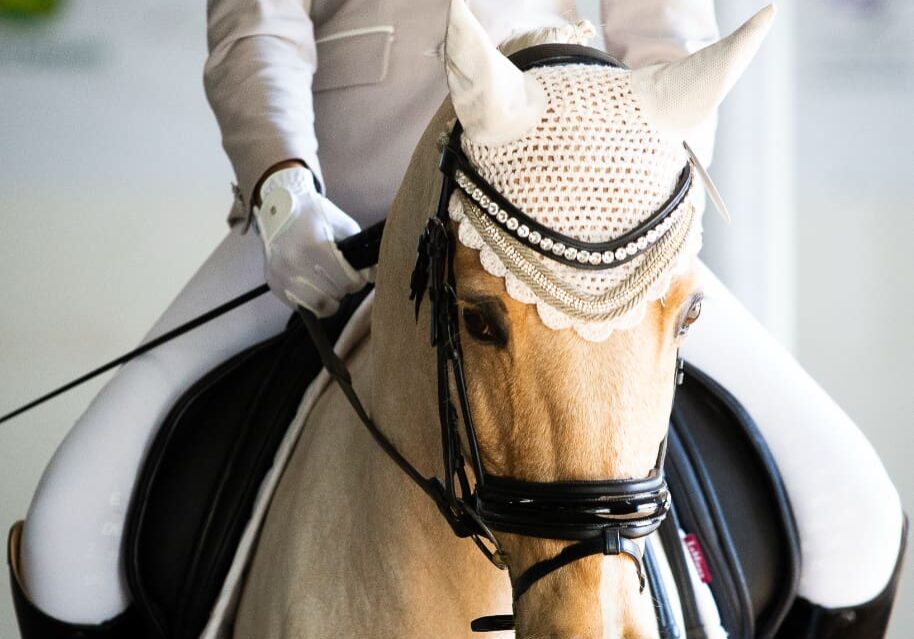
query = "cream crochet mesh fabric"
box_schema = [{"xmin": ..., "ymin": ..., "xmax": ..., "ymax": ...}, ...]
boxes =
[{"xmin": 449, "ymin": 63, "xmax": 703, "ymax": 341}]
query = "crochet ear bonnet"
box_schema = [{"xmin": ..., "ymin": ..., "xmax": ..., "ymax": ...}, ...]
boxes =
[{"xmin": 444, "ymin": 1, "xmax": 775, "ymax": 341}]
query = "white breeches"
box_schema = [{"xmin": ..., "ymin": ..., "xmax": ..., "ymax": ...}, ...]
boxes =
[
  {"xmin": 19, "ymin": 229, "xmax": 292, "ymax": 623},
  {"xmin": 18, "ymin": 245, "xmax": 903, "ymax": 623},
  {"xmin": 681, "ymin": 263, "xmax": 903, "ymax": 608}
]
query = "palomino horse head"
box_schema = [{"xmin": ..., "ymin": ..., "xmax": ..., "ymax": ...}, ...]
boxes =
[{"xmin": 372, "ymin": 2, "xmax": 773, "ymax": 636}]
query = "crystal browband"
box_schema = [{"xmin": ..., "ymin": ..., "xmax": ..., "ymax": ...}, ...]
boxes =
[{"xmin": 443, "ymin": 141, "xmax": 694, "ymax": 271}]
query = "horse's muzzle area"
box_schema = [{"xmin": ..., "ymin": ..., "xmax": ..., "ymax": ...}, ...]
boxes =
[{"xmin": 509, "ymin": 549, "xmax": 661, "ymax": 639}]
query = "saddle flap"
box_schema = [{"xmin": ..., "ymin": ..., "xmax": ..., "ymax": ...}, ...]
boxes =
[
  {"xmin": 668, "ymin": 362, "xmax": 801, "ymax": 639},
  {"xmin": 124, "ymin": 294, "xmax": 364, "ymax": 639}
]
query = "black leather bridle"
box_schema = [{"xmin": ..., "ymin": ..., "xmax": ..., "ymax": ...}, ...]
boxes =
[{"xmin": 299, "ymin": 43, "xmax": 691, "ymax": 634}]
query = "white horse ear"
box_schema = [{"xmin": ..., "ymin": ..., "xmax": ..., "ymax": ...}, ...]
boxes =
[
  {"xmin": 444, "ymin": 0, "xmax": 548, "ymax": 145},
  {"xmin": 630, "ymin": 4, "xmax": 777, "ymax": 138}
]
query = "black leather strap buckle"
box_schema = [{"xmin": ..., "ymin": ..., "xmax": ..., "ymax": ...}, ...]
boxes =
[
  {"xmin": 438, "ymin": 138, "xmax": 462, "ymax": 176},
  {"xmin": 602, "ymin": 528, "xmax": 622, "ymax": 555}
]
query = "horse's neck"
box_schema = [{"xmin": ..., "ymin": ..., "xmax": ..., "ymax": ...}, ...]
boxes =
[
  {"xmin": 346, "ymin": 330, "xmax": 513, "ymax": 636},
  {"xmin": 356, "ymin": 400, "xmax": 512, "ymax": 635},
  {"xmin": 233, "ymin": 333, "xmax": 510, "ymax": 639},
  {"xmin": 362, "ymin": 259, "xmax": 513, "ymax": 632},
  {"xmin": 353, "ymin": 100, "xmax": 511, "ymax": 633},
  {"xmin": 369, "ymin": 107, "xmax": 454, "ymax": 480}
]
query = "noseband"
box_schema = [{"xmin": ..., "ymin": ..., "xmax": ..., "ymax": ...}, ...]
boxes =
[{"xmin": 301, "ymin": 43, "xmax": 690, "ymax": 633}]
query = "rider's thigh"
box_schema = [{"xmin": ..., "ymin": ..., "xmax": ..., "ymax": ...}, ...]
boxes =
[
  {"xmin": 19, "ymin": 229, "xmax": 289, "ymax": 624},
  {"xmin": 681, "ymin": 261, "xmax": 903, "ymax": 609}
]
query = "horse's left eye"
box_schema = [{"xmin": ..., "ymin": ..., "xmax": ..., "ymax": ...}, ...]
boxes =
[
  {"xmin": 462, "ymin": 307, "xmax": 504, "ymax": 345},
  {"xmin": 678, "ymin": 298, "xmax": 703, "ymax": 336}
]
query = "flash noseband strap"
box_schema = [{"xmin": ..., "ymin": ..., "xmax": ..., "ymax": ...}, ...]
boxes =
[{"xmin": 513, "ymin": 529, "xmax": 647, "ymax": 602}]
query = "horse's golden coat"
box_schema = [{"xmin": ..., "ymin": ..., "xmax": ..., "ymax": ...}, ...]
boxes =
[{"xmin": 233, "ymin": 99, "xmax": 701, "ymax": 639}]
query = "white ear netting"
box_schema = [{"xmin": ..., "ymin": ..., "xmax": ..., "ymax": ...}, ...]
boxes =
[{"xmin": 451, "ymin": 63, "xmax": 704, "ymax": 341}]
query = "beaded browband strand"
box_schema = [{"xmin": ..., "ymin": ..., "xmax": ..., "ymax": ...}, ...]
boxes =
[{"xmin": 442, "ymin": 138, "xmax": 694, "ymax": 271}]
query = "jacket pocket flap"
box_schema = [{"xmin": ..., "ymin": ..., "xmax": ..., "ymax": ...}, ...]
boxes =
[{"xmin": 313, "ymin": 26, "xmax": 394, "ymax": 92}]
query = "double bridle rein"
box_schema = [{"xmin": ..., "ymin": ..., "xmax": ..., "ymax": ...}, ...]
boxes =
[{"xmin": 300, "ymin": 43, "xmax": 692, "ymax": 634}]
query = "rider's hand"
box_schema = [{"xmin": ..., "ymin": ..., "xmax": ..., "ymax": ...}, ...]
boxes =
[{"xmin": 254, "ymin": 165, "xmax": 369, "ymax": 317}]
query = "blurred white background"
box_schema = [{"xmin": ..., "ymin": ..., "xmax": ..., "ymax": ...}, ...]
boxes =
[{"xmin": 0, "ymin": 0, "xmax": 910, "ymax": 637}]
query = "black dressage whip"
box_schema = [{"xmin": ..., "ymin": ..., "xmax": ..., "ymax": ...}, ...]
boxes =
[
  {"xmin": 0, "ymin": 284, "xmax": 271, "ymax": 425},
  {"xmin": 0, "ymin": 220, "xmax": 386, "ymax": 426}
]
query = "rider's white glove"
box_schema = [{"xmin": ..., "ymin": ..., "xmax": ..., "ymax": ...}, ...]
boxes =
[{"xmin": 254, "ymin": 166, "xmax": 369, "ymax": 317}]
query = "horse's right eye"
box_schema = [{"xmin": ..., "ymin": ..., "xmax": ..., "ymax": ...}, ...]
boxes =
[{"xmin": 462, "ymin": 307, "xmax": 505, "ymax": 346}]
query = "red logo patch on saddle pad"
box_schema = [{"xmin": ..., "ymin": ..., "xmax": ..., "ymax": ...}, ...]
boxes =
[{"xmin": 683, "ymin": 533, "xmax": 712, "ymax": 584}]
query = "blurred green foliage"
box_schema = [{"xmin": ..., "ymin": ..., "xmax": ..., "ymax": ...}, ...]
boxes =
[{"xmin": 0, "ymin": 0, "xmax": 60, "ymax": 20}]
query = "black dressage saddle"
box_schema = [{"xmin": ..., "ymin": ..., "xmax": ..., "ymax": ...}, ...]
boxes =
[{"xmin": 7, "ymin": 289, "xmax": 905, "ymax": 639}]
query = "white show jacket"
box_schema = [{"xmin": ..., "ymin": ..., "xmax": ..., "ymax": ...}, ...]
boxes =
[{"xmin": 203, "ymin": 0, "xmax": 720, "ymax": 227}]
